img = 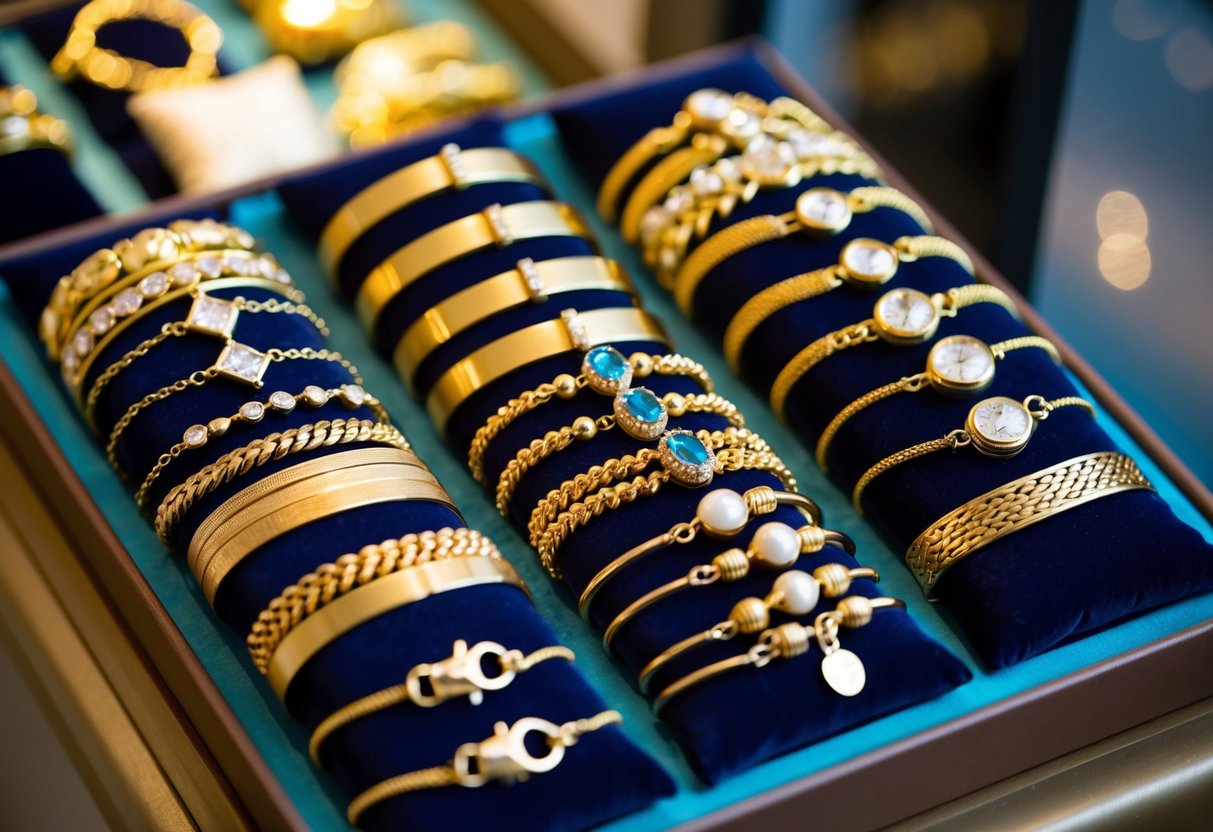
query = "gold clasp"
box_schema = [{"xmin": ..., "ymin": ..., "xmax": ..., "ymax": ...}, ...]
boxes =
[
  {"xmin": 405, "ymin": 640, "xmax": 516, "ymax": 708},
  {"xmin": 452, "ymin": 717, "xmax": 565, "ymax": 787}
]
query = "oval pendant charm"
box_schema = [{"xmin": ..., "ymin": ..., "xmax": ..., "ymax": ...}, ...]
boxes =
[{"xmin": 821, "ymin": 648, "xmax": 866, "ymax": 696}]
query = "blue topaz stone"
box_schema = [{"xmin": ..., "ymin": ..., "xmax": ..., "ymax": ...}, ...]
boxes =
[
  {"xmin": 582, "ymin": 345, "xmax": 633, "ymax": 394},
  {"xmin": 659, "ymin": 430, "xmax": 717, "ymax": 487},
  {"xmin": 613, "ymin": 386, "xmax": 667, "ymax": 440}
]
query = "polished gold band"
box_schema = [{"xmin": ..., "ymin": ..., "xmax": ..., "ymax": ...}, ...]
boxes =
[
  {"xmin": 267, "ymin": 556, "xmax": 527, "ymax": 698},
  {"xmin": 598, "ymin": 111, "xmax": 695, "ymax": 222},
  {"xmin": 426, "ymin": 306, "xmax": 669, "ymax": 433},
  {"xmin": 393, "ymin": 256, "xmax": 635, "ymax": 386},
  {"xmin": 318, "ymin": 145, "xmax": 544, "ymax": 279},
  {"xmin": 354, "ymin": 200, "xmax": 594, "ymax": 334}
]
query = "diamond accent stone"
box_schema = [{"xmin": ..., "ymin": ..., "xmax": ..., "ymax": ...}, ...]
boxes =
[
  {"xmin": 187, "ymin": 295, "xmax": 239, "ymax": 337},
  {"xmin": 561, "ymin": 309, "xmax": 589, "ymax": 351},
  {"xmin": 517, "ymin": 258, "xmax": 545, "ymax": 301},
  {"xmin": 664, "ymin": 190, "xmax": 694, "ymax": 215},
  {"xmin": 62, "ymin": 348, "xmax": 80, "ymax": 373},
  {"xmin": 73, "ymin": 329, "xmax": 94, "ymax": 357},
  {"xmin": 340, "ymin": 384, "xmax": 367, "ymax": 407},
  {"xmin": 685, "ymin": 88, "xmax": 733, "ymax": 124},
  {"xmin": 640, "ymin": 206, "xmax": 673, "ymax": 248},
  {"xmin": 111, "ymin": 288, "xmax": 143, "ymax": 317},
  {"xmin": 440, "ymin": 143, "xmax": 468, "ymax": 182},
  {"xmin": 255, "ymin": 257, "xmax": 277, "ymax": 278},
  {"xmin": 485, "ymin": 204, "xmax": 512, "ymax": 245},
  {"xmin": 740, "ymin": 135, "xmax": 796, "ymax": 182},
  {"xmin": 169, "ymin": 262, "xmax": 200, "ymax": 286},
  {"xmin": 691, "ymin": 168, "xmax": 725, "ymax": 196},
  {"xmin": 196, "ymin": 256, "xmax": 223, "ymax": 278},
  {"xmin": 215, "ymin": 342, "xmax": 269, "ymax": 385},
  {"xmin": 303, "ymin": 385, "xmax": 329, "ymax": 406},
  {"xmin": 183, "ymin": 425, "xmax": 208, "ymax": 448},
  {"xmin": 88, "ymin": 307, "xmax": 116, "ymax": 334},
  {"xmin": 272, "ymin": 268, "xmax": 292, "ymax": 284},
  {"xmin": 239, "ymin": 401, "xmax": 266, "ymax": 422},
  {"xmin": 222, "ymin": 254, "xmax": 255, "ymax": 275},
  {"xmin": 138, "ymin": 272, "xmax": 169, "ymax": 298},
  {"xmin": 268, "ymin": 391, "xmax": 297, "ymax": 412}
]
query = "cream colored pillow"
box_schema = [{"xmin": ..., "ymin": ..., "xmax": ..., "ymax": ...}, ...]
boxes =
[{"xmin": 127, "ymin": 56, "xmax": 339, "ymax": 194}]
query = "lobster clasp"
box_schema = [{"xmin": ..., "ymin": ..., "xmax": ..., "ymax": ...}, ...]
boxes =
[
  {"xmin": 452, "ymin": 717, "xmax": 565, "ymax": 787},
  {"xmin": 405, "ymin": 640, "xmax": 516, "ymax": 708}
]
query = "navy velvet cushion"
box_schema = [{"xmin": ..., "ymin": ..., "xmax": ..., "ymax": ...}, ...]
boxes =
[
  {"xmin": 0, "ymin": 147, "xmax": 102, "ymax": 244},
  {"xmin": 549, "ymin": 47, "xmax": 1213, "ymax": 669},
  {"xmin": 0, "ymin": 201, "xmax": 675, "ymax": 829}
]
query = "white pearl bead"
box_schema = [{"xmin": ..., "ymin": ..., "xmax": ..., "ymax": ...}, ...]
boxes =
[
  {"xmin": 750, "ymin": 522, "xmax": 800, "ymax": 567},
  {"xmin": 773, "ymin": 570, "xmax": 820, "ymax": 615},
  {"xmin": 697, "ymin": 489, "xmax": 749, "ymax": 537}
]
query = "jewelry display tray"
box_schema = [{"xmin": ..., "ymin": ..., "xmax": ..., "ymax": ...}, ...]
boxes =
[{"xmin": 1, "ymin": 39, "xmax": 1211, "ymax": 831}]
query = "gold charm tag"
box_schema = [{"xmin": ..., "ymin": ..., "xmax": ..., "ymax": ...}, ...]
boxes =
[{"xmin": 821, "ymin": 648, "xmax": 866, "ymax": 696}]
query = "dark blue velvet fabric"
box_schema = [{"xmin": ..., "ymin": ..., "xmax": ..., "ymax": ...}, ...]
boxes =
[
  {"xmin": 549, "ymin": 47, "xmax": 1213, "ymax": 669},
  {"xmin": 0, "ymin": 199, "xmax": 675, "ymax": 829}
]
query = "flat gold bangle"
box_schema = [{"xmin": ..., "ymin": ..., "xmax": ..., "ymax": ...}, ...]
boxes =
[
  {"xmin": 393, "ymin": 256, "xmax": 635, "ymax": 386},
  {"xmin": 354, "ymin": 200, "xmax": 594, "ymax": 334},
  {"xmin": 909, "ymin": 451, "xmax": 1151, "ymax": 596},
  {"xmin": 318, "ymin": 144, "xmax": 544, "ymax": 280},
  {"xmin": 426, "ymin": 306, "xmax": 669, "ymax": 433},
  {"xmin": 308, "ymin": 640, "xmax": 575, "ymax": 764},
  {"xmin": 619, "ymin": 133, "xmax": 728, "ymax": 243},
  {"xmin": 267, "ymin": 556, "xmax": 527, "ymax": 698}
]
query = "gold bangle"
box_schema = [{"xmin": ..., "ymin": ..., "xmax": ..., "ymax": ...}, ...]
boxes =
[
  {"xmin": 267, "ymin": 556, "xmax": 527, "ymax": 699},
  {"xmin": 247, "ymin": 527, "xmax": 500, "ymax": 671},
  {"xmin": 766, "ymin": 283, "xmax": 1019, "ymax": 401},
  {"xmin": 814, "ymin": 334, "xmax": 1061, "ymax": 469},
  {"xmin": 673, "ymin": 185, "xmax": 929, "ymax": 313},
  {"xmin": 907, "ymin": 451, "xmax": 1152, "ymax": 597},
  {"xmin": 536, "ymin": 442, "xmax": 799, "ymax": 577},
  {"xmin": 51, "ymin": 0, "xmax": 222, "ymax": 93},
  {"xmin": 637, "ymin": 562, "xmax": 878, "ymax": 693},
  {"xmin": 578, "ymin": 485, "xmax": 823, "ymax": 621},
  {"xmin": 467, "ymin": 347, "xmax": 711, "ymax": 485},
  {"xmin": 497, "ymin": 391, "xmax": 744, "ymax": 518},
  {"xmin": 724, "ymin": 234, "xmax": 975, "ymax": 372},
  {"xmin": 426, "ymin": 306, "xmax": 670, "ymax": 433},
  {"xmin": 652, "ymin": 595, "xmax": 905, "ymax": 714},
  {"xmin": 82, "ymin": 279, "xmax": 325, "ymax": 423},
  {"xmin": 155, "ymin": 418, "xmax": 410, "ymax": 546},
  {"xmin": 851, "ymin": 394, "xmax": 1096, "ymax": 513},
  {"xmin": 318, "ymin": 144, "xmax": 544, "ymax": 280},
  {"xmin": 393, "ymin": 256, "xmax": 635, "ymax": 386},
  {"xmin": 309, "ymin": 640, "xmax": 575, "ymax": 764},
  {"xmin": 0, "ymin": 86, "xmax": 72, "ymax": 156},
  {"xmin": 525, "ymin": 426, "xmax": 767, "ymax": 547},
  {"xmin": 354, "ymin": 200, "xmax": 594, "ymax": 334},
  {"xmin": 603, "ymin": 527, "xmax": 859, "ymax": 652},
  {"xmin": 345, "ymin": 710, "xmax": 621, "ymax": 825},
  {"xmin": 197, "ymin": 473, "xmax": 455, "ymax": 604}
]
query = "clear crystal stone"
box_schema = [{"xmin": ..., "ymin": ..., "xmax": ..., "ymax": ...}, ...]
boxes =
[
  {"xmin": 215, "ymin": 342, "xmax": 269, "ymax": 384},
  {"xmin": 691, "ymin": 168, "xmax": 725, "ymax": 196},
  {"xmin": 440, "ymin": 143, "xmax": 467, "ymax": 181},
  {"xmin": 303, "ymin": 385, "xmax": 329, "ymax": 406},
  {"xmin": 138, "ymin": 272, "xmax": 169, "ymax": 298},
  {"xmin": 221, "ymin": 254, "xmax": 254, "ymax": 275},
  {"xmin": 187, "ymin": 296, "xmax": 238, "ymax": 336},
  {"xmin": 196, "ymin": 256, "xmax": 223, "ymax": 278},
  {"xmin": 340, "ymin": 384, "xmax": 367, "ymax": 407},
  {"xmin": 239, "ymin": 401, "xmax": 265, "ymax": 422},
  {"xmin": 741, "ymin": 135, "xmax": 796, "ymax": 180},
  {"xmin": 169, "ymin": 262, "xmax": 200, "ymax": 286},
  {"xmin": 517, "ymin": 258, "xmax": 544, "ymax": 299},
  {"xmin": 88, "ymin": 307, "xmax": 115, "ymax": 334},
  {"xmin": 268, "ymin": 391, "xmax": 297, "ymax": 412},
  {"xmin": 640, "ymin": 206, "xmax": 672, "ymax": 247},
  {"xmin": 561, "ymin": 309, "xmax": 589, "ymax": 351},
  {"xmin": 485, "ymin": 204, "xmax": 512, "ymax": 245},
  {"xmin": 183, "ymin": 425, "xmax": 208, "ymax": 448},
  {"xmin": 73, "ymin": 329, "xmax": 94, "ymax": 356},
  {"xmin": 111, "ymin": 288, "xmax": 142, "ymax": 317},
  {"xmin": 62, "ymin": 348, "xmax": 80, "ymax": 373},
  {"xmin": 685, "ymin": 88, "xmax": 733, "ymax": 123},
  {"xmin": 664, "ymin": 190, "xmax": 694, "ymax": 215}
]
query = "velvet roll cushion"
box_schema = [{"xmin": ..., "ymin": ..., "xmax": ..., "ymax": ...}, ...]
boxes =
[
  {"xmin": 0, "ymin": 205, "xmax": 676, "ymax": 830},
  {"xmin": 549, "ymin": 46, "xmax": 1213, "ymax": 668}
]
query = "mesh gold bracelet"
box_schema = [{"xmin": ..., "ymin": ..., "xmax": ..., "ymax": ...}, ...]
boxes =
[
  {"xmin": 672, "ymin": 185, "xmax": 930, "ymax": 314},
  {"xmin": 907, "ymin": 451, "xmax": 1153, "ymax": 597},
  {"xmin": 814, "ymin": 334, "xmax": 1061, "ymax": 469}
]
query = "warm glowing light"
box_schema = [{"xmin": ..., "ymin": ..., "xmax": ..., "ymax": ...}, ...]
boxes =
[
  {"xmin": 1096, "ymin": 190, "xmax": 1148, "ymax": 240},
  {"xmin": 1098, "ymin": 233, "xmax": 1151, "ymax": 291},
  {"xmin": 280, "ymin": 0, "xmax": 338, "ymax": 29},
  {"xmin": 1112, "ymin": 0, "xmax": 1177, "ymax": 41},
  {"xmin": 1165, "ymin": 27, "xmax": 1213, "ymax": 91}
]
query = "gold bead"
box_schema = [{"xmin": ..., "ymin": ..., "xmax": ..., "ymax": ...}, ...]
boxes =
[
  {"xmin": 837, "ymin": 595, "xmax": 873, "ymax": 628},
  {"xmin": 629, "ymin": 352, "xmax": 654, "ymax": 377},
  {"xmin": 743, "ymin": 486, "xmax": 778, "ymax": 517},
  {"xmin": 712, "ymin": 547, "xmax": 751, "ymax": 582},
  {"xmin": 797, "ymin": 525, "xmax": 826, "ymax": 553},
  {"xmin": 553, "ymin": 374, "xmax": 578, "ymax": 399},
  {"xmin": 207, "ymin": 416, "xmax": 232, "ymax": 436},
  {"xmin": 729, "ymin": 596, "xmax": 769, "ymax": 633},
  {"xmin": 572, "ymin": 416, "xmax": 598, "ymax": 440},
  {"xmin": 767, "ymin": 622, "xmax": 811, "ymax": 657},
  {"xmin": 813, "ymin": 563, "xmax": 852, "ymax": 597},
  {"xmin": 665, "ymin": 393, "xmax": 687, "ymax": 417}
]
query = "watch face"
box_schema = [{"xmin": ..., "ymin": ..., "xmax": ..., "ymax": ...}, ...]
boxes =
[
  {"xmin": 873, "ymin": 288, "xmax": 938, "ymax": 344},
  {"xmin": 796, "ymin": 188, "xmax": 853, "ymax": 235},
  {"xmin": 966, "ymin": 396, "xmax": 1034, "ymax": 457},
  {"xmin": 839, "ymin": 238, "xmax": 899, "ymax": 289},
  {"xmin": 926, "ymin": 334, "xmax": 996, "ymax": 394}
]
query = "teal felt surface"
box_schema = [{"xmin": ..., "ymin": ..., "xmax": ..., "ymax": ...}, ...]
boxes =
[{"xmin": 2, "ymin": 106, "xmax": 1212, "ymax": 829}]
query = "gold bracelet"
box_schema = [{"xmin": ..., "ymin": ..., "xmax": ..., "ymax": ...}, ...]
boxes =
[
  {"xmin": 51, "ymin": 0, "xmax": 222, "ymax": 93},
  {"xmin": 673, "ymin": 185, "xmax": 929, "ymax": 312},
  {"xmin": 652, "ymin": 596, "xmax": 905, "ymax": 714},
  {"xmin": 536, "ymin": 442, "xmax": 799, "ymax": 577},
  {"xmin": 247, "ymin": 527, "xmax": 499, "ymax": 671},
  {"xmin": 427, "ymin": 307, "xmax": 670, "ymax": 433},
  {"xmin": 638, "ymin": 562, "xmax": 878, "ymax": 693},
  {"xmin": 0, "ymin": 86, "xmax": 72, "ymax": 156},
  {"xmin": 814, "ymin": 334, "xmax": 1061, "ymax": 469},
  {"xmin": 497, "ymin": 391, "xmax": 744, "ymax": 518},
  {"xmin": 83, "ymin": 280, "xmax": 325, "ymax": 423},
  {"xmin": 907, "ymin": 451, "xmax": 1152, "ymax": 597},
  {"xmin": 155, "ymin": 418, "xmax": 410, "ymax": 545},
  {"xmin": 578, "ymin": 485, "xmax": 823, "ymax": 620},
  {"xmin": 766, "ymin": 283, "xmax": 1019, "ymax": 403},
  {"xmin": 197, "ymin": 473, "xmax": 455, "ymax": 604},
  {"xmin": 603, "ymin": 526, "xmax": 859, "ymax": 651},
  {"xmin": 525, "ymin": 426, "xmax": 767, "ymax": 547},
  {"xmin": 467, "ymin": 346, "xmax": 711, "ymax": 485},
  {"xmin": 319, "ymin": 144, "xmax": 544, "ymax": 280},
  {"xmin": 309, "ymin": 640, "xmax": 575, "ymax": 764},
  {"xmin": 354, "ymin": 200, "xmax": 594, "ymax": 334},
  {"xmin": 105, "ymin": 345, "xmax": 363, "ymax": 472},
  {"xmin": 267, "ymin": 556, "xmax": 527, "ymax": 698},
  {"xmin": 723, "ymin": 234, "xmax": 975, "ymax": 372},
  {"xmin": 393, "ymin": 256, "xmax": 636, "ymax": 386},
  {"xmin": 346, "ymin": 710, "xmax": 621, "ymax": 825},
  {"xmin": 852, "ymin": 394, "xmax": 1096, "ymax": 513}
]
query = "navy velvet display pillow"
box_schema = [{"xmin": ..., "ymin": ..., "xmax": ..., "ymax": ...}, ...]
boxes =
[{"xmin": 549, "ymin": 46, "xmax": 1213, "ymax": 668}]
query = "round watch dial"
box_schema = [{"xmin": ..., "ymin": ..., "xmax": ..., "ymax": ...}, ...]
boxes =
[
  {"xmin": 796, "ymin": 187, "xmax": 853, "ymax": 235},
  {"xmin": 926, "ymin": 334, "xmax": 996, "ymax": 395},
  {"xmin": 873, "ymin": 288, "xmax": 938, "ymax": 344},
  {"xmin": 839, "ymin": 238, "xmax": 899, "ymax": 289},
  {"xmin": 966, "ymin": 396, "xmax": 1034, "ymax": 457}
]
